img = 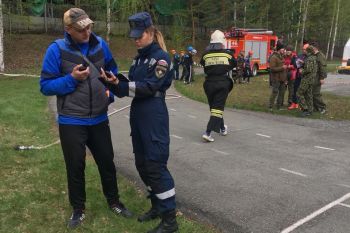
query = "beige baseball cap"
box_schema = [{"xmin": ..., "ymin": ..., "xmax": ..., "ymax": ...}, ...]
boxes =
[{"xmin": 63, "ymin": 8, "xmax": 93, "ymax": 30}]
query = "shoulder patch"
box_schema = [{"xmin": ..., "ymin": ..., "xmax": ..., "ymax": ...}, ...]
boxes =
[{"xmin": 155, "ymin": 59, "xmax": 168, "ymax": 79}]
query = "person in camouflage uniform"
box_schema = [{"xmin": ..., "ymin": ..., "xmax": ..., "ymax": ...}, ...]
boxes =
[
  {"xmin": 297, "ymin": 45, "xmax": 317, "ymax": 117},
  {"xmin": 234, "ymin": 50, "xmax": 245, "ymax": 84},
  {"xmin": 310, "ymin": 42, "xmax": 327, "ymax": 114}
]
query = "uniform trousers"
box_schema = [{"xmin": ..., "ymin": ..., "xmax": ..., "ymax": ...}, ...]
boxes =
[
  {"xmin": 203, "ymin": 78, "xmax": 233, "ymax": 133},
  {"xmin": 130, "ymin": 97, "xmax": 176, "ymax": 213},
  {"xmin": 269, "ymin": 79, "xmax": 286, "ymax": 108},
  {"xmin": 59, "ymin": 120, "xmax": 119, "ymax": 210},
  {"xmin": 173, "ymin": 65, "xmax": 179, "ymax": 80}
]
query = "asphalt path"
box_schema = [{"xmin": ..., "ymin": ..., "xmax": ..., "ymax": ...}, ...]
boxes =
[
  {"xmin": 322, "ymin": 73, "xmax": 350, "ymax": 96},
  {"xmin": 108, "ymin": 86, "xmax": 350, "ymax": 233}
]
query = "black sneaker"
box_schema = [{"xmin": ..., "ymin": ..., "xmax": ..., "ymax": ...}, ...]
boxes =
[
  {"xmin": 300, "ymin": 110, "xmax": 312, "ymax": 117},
  {"xmin": 110, "ymin": 202, "xmax": 133, "ymax": 218},
  {"xmin": 67, "ymin": 209, "xmax": 85, "ymax": 228}
]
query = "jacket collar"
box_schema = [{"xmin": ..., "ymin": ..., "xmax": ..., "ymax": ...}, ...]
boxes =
[
  {"xmin": 137, "ymin": 42, "xmax": 161, "ymax": 57},
  {"xmin": 64, "ymin": 32, "xmax": 100, "ymax": 51}
]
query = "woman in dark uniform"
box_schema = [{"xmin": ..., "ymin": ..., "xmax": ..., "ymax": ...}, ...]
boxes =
[{"xmin": 99, "ymin": 12, "xmax": 177, "ymax": 233}]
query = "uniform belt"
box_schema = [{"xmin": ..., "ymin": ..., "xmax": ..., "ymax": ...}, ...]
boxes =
[{"xmin": 154, "ymin": 91, "xmax": 165, "ymax": 98}]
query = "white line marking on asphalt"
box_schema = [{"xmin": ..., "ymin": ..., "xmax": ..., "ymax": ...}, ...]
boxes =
[
  {"xmin": 187, "ymin": 115, "xmax": 197, "ymax": 119},
  {"xmin": 279, "ymin": 168, "xmax": 307, "ymax": 177},
  {"xmin": 170, "ymin": 108, "xmax": 177, "ymax": 111},
  {"xmin": 170, "ymin": 134, "xmax": 183, "ymax": 139},
  {"xmin": 314, "ymin": 146, "xmax": 335, "ymax": 151},
  {"xmin": 211, "ymin": 149, "xmax": 229, "ymax": 155},
  {"xmin": 124, "ymin": 115, "xmax": 129, "ymax": 119},
  {"xmin": 281, "ymin": 193, "xmax": 350, "ymax": 233},
  {"xmin": 337, "ymin": 184, "xmax": 350, "ymax": 189},
  {"xmin": 339, "ymin": 203, "xmax": 350, "ymax": 208},
  {"xmin": 256, "ymin": 133, "xmax": 271, "ymax": 138}
]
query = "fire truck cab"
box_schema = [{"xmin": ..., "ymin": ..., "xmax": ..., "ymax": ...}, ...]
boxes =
[{"xmin": 225, "ymin": 28, "xmax": 278, "ymax": 76}]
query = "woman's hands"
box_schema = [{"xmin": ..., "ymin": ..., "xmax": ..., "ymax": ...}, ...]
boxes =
[{"xmin": 100, "ymin": 68, "xmax": 119, "ymax": 85}]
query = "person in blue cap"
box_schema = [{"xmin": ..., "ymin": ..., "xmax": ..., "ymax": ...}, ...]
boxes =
[
  {"xmin": 182, "ymin": 46, "xmax": 194, "ymax": 84},
  {"xmin": 99, "ymin": 12, "xmax": 178, "ymax": 233}
]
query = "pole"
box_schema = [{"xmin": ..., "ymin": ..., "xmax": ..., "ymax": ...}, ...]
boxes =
[{"xmin": 0, "ymin": 0, "xmax": 5, "ymax": 72}]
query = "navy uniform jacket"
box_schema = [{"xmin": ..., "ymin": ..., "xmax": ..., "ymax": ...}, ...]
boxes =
[
  {"xmin": 172, "ymin": 53, "xmax": 180, "ymax": 67},
  {"xmin": 110, "ymin": 41, "xmax": 173, "ymax": 155},
  {"xmin": 112, "ymin": 42, "xmax": 171, "ymax": 98}
]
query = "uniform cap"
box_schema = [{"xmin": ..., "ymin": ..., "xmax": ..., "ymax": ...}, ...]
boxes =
[
  {"xmin": 128, "ymin": 12, "xmax": 153, "ymax": 38},
  {"xmin": 210, "ymin": 30, "xmax": 226, "ymax": 45},
  {"xmin": 63, "ymin": 8, "xmax": 93, "ymax": 30},
  {"xmin": 187, "ymin": 46, "xmax": 193, "ymax": 51}
]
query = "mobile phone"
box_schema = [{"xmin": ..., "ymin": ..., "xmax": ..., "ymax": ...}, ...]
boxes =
[
  {"xmin": 105, "ymin": 71, "xmax": 113, "ymax": 78},
  {"xmin": 78, "ymin": 64, "xmax": 88, "ymax": 71}
]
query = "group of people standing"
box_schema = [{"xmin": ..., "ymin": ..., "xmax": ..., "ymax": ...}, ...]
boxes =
[
  {"xmin": 269, "ymin": 41, "xmax": 327, "ymax": 116},
  {"xmin": 40, "ymin": 9, "xmax": 178, "ymax": 233},
  {"xmin": 171, "ymin": 46, "xmax": 196, "ymax": 84}
]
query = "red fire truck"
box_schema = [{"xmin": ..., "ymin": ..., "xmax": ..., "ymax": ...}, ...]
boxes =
[{"xmin": 224, "ymin": 27, "xmax": 278, "ymax": 76}]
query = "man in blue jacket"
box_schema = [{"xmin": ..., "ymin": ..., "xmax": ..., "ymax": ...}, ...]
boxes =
[{"xmin": 39, "ymin": 8, "xmax": 132, "ymax": 228}]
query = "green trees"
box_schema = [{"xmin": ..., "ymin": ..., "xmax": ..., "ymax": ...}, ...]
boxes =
[{"xmin": 3, "ymin": 0, "xmax": 350, "ymax": 56}]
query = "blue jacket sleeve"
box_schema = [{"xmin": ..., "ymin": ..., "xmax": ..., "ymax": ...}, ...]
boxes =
[
  {"xmin": 100, "ymin": 38, "xmax": 118, "ymax": 75},
  {"xmin": 39, "ymin": 43, "xmax": 78, "ymax": 96}
]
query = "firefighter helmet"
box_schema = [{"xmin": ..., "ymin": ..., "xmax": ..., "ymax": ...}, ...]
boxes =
[{"xmin": 210, "ymin": 30, "xmax": 226, "ymax": 45}]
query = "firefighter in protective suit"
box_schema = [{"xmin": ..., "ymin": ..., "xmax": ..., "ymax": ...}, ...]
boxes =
[{"xmin": 200, "ymin": 30, "xmax": 236, "ymax": 142}]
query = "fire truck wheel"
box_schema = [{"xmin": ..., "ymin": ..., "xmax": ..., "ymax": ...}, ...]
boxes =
[{"xmin": 252, "ymin": 64, "xmax": 258, "ymax": 76}]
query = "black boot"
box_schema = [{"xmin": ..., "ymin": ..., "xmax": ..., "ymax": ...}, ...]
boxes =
[
  {"xmin": 137, "ymin": 207, "xmax": 160, "ymax": 222},
  {"xmin": 147, "ymin": 210, "xmax": 178, "ymax": 233}
]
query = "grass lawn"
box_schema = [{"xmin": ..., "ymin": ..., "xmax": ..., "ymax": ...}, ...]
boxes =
[
  {"xmin": 0, "ymin": 76, "xmax": 218, "ymax": 233},
  {"xmin": 175, "ymin": 74, "xmax": 350, "ymax": 121}
]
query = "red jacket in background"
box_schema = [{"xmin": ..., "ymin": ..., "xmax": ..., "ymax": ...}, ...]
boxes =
[{"xmin": 284, "ymin": 53, "xmax": 297, "ymax": 80}]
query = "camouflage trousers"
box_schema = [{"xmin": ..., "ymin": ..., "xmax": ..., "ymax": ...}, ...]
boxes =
[
  {"xmin": 297, "ymin": 78, "xmax": 313, "ymax": 112},
  {"xmin": 313, "ymin": 82, "xmax": 326, "ymax": 111}
]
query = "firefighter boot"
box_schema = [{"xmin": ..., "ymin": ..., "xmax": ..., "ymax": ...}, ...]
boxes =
[{"xmin": 147, "ymin": 210, "xmax": 178, "ymax": 233}]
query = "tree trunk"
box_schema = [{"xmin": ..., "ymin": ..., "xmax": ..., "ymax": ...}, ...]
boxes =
[
  {"xmin": 266, "ymin": 2, "xmax": 269, "ymax": 29},
  {"xmin": 44, "ymin": 2, "xmax": 47, "ymax": 33},
  {"xmin": 330, "ymin": 0, "xmax": 340, "ymax": 60},
  {"xmin": 244, "ymin": 0, "xmax": 246, "ymax": 28},
  {"xmin": 106, "ymin": 0, "xmax": 111, "ymax": 45},
  {"xmin": 234, "ymin": 1, "xmax": 237, "ymax": 27},
  {"xmin": 326, "ymin": 2, "xmax": 336, "ymax": 59},
  {"xmin": 190, "ymin": 0, "xmax": 195, "ymax": 46},
  {"xmin": 294, "ymin": 0, "xmax": 303, "ymax": 51},
  {"xmin": 0, "ymin": 0, "xmax": 4, "ymax": 72},
  {"xmin": 300, "ymin": 0, "xmax": 309, "ymax": 49}
]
